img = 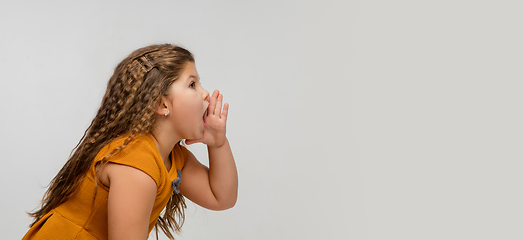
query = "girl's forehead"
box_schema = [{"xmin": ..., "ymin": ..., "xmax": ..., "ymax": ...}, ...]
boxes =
[{"xmin": 181, "ymin": 63, "xmax": 200, "ymax": 80}]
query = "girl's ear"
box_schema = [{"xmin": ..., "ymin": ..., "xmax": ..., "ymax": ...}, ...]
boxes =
[{"xmin": 156, "ymin": 96, "xmax": 170, "ymax": 116}]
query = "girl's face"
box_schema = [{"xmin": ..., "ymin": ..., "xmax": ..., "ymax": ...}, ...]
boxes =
[{"xmin": 164, "ymin": 62, "xmax": 210, "ymax": 140}]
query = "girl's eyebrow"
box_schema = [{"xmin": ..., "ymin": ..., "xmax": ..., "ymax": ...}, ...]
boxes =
[{"xmin": 188, "ymin": 75, "xmax": 201, "ymax": 82}]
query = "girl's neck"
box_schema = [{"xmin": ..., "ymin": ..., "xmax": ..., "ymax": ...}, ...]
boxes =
[{"xmin": 150, "ymin": 125, "xmax": 182, "ymax": 168}]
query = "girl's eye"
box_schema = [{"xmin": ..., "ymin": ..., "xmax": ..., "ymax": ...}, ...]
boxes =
[{"xmin": 189, "ymin": 82, "xmax": 195, "ymax": 88}]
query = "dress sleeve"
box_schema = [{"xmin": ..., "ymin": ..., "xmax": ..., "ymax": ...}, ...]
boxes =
[{"xmin": 94, "ymin": 136, "xmax": 162, "ymax": 187}]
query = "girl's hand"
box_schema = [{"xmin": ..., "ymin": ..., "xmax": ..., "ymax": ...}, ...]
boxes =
[{"xmin": 186, "ymin": 90, "xmax": 228, "ymax": 147}]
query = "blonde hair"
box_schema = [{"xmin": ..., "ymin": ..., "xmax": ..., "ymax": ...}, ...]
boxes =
[{"xmin": 29, "ymin": 43, "xmax": 194, "ymax": 239}]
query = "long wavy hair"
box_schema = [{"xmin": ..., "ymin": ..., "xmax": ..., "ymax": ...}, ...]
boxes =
[{"xmin": 28, "ymin": 43, "xmax": 194, "ymax": 239}]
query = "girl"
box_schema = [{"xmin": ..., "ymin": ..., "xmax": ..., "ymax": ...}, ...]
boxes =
[{"xmin": 23, "ymin": 44, "xmax": 238, "ymax": 240}]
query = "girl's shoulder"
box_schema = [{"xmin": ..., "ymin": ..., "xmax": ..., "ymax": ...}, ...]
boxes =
[
  {"xmin": 94, "ymin": 134, "xmax": 162, "ymax": 184},
  {"xmin": 96, "ymin": 134, "xmax": 157, "ymax": 161},
  {"xmin": 94, "ymin": 134, "xmax": 188, "ymax": 186}
]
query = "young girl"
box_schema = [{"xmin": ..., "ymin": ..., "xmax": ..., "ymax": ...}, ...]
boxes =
[{"xmin": 23, "ymin": 44, "xmax": 238, "ymax": 240}]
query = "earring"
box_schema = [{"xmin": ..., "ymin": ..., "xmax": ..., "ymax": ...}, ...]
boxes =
[{"xmin": 164, "ymin": 111, "xmax": 169, "ymax": 117}]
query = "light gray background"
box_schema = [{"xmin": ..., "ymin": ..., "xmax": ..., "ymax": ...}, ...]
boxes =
[{"xmin": 1, "ymin": 0, "xmax": 523, "ymax": 239}]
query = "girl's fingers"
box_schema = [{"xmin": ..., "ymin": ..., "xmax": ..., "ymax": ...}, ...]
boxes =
[
  {"xmin": 222, "ymin": 103, "xmax": 229, "ymax": 121},
  {"xmin": 208, "ymin": 90, "xmax": 218, "ymax": 116},
  {"xmin": 214, "ymin": 94, "xmax": 223, "ymax": 116}
]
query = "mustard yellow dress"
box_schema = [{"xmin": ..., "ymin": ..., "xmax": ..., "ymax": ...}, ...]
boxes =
[{"xmin": 23, "ymin": 134, "xmax": 187, "ymax": 240}]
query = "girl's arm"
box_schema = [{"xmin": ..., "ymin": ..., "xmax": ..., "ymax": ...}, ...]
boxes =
[
  {"xmin": 179, "ymin": 139, "xmax": 238, "ymax": 210},
  {"xmin": 102, "ymin": 163, "xmax": 157, "ymax": 240},
  {"xmin": 181, "ymin": 90, "xmax": 238, "ymax": 210}
]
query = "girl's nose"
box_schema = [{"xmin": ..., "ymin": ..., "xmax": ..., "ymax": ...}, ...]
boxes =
[{"xmin": 202, "ymin": 88, "xmax": 210, "ymax": 101}]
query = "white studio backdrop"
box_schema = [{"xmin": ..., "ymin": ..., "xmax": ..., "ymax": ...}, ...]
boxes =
[{"xmin": 1, "ymin": 1, "xmax": 522, "ymax": 239}]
